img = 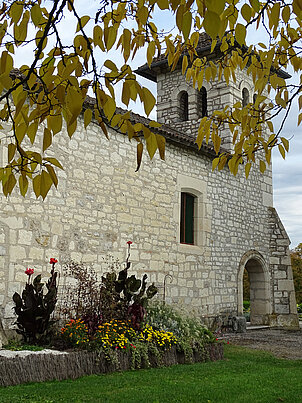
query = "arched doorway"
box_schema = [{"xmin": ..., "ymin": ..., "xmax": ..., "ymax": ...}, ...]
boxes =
[{"xmin": 238, "ymin": 251, "xmax": 271, "ymax": 325}]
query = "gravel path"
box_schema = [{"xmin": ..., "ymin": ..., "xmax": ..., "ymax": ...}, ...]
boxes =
[{"xmin": 223, "ymin": 328, "xmax": 302, "ymax": 360}]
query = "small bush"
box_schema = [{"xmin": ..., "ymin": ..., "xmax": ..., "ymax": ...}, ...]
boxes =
[
  {"xmin": 145, "ymin": 301, "xmax": 214, "ymax": 344},
  {"xmin": 243, "ymin": 301, "xmax": 250, "ymax": 312},
  {"xmin": 61, "ymin": 319, "xmax": 89, "ymax": 347}
]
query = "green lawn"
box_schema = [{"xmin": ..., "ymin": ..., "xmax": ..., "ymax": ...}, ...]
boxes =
[{"xmin": 1, "ymin": 345, "xmax": 302, "ymax": 403}]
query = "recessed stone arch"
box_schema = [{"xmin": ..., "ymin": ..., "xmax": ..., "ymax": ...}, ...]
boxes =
[{"xmin": 238, "ymin": 250, "xmax": 271, "ymax": 325}]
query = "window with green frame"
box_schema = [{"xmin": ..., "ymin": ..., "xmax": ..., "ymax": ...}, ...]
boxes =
[{"xmin": 180, "ymin": 192, "xmax": 195, "ymax": 244}]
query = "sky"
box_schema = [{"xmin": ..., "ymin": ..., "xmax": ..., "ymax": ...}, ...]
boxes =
[
  {"xmin": 9, "ymin": 1, "xmax": 302, "ymax": 249},
  {"xmin": 272, "ymin": 104, "xmax": 302, "ymax": 249}
]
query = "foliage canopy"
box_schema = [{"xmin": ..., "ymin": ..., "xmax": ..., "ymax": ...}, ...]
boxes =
[
  {"xmin": 291, "ymin": 243, "xmax": 302, "ymax": 304},
  {"xmin": 0, "ymin": 0, "xmax": 301, "ymax": 198}
]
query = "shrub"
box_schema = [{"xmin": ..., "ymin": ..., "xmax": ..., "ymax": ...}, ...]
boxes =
[
  {"xmin": 243, "ymin": 300, "xmax": 250, "ymax": 312},
  {"xmin": 12, "ymin": 258, "xmax": 58, "ymax": 344},
  {"xmin": 145, "ymin": 301, "xmax": 215, "ymax": 345}
]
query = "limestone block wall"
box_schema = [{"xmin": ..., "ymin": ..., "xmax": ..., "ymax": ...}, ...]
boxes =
[
  {"xmin": 268, "ymin": 208, "xmax": 298, "ymax": 327},
  {"xmin": 156, "ymin": 70, "xmax": 232, "ymax": 148},
  {"xmin": 0, "ymin": 116, "xmax": 298, "ymax": 331}
]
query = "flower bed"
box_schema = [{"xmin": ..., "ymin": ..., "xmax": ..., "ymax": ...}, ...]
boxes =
[
  {"xmin": 0, "ymin": 343, "xmax": 224, "ymax": 387},
  {"xmin": 3, "ymin": 246, "xmax": 223, "ymax": 387}
]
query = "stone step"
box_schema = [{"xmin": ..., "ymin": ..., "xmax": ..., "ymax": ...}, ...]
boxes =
[{"xmin": 246, "ymin": 322, "xmax": 270, "ymax": 331}]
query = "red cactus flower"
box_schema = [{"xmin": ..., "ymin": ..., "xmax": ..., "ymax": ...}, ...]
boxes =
[
  {"xmin": 25, "ymin": 268, "xmax": 34, "ymax": 276},
  {"xmin": 49, "ymin": 258, "xmax": 58, "ymax": 264},
  {"xmin": 127, "ymin": 241, "xmax": 132, "ymax": 245}
]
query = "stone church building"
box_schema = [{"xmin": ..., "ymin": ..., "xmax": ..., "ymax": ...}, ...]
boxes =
[{"xmin": 0, "ymin": 35, "xmax": 299, "ymax": 339}]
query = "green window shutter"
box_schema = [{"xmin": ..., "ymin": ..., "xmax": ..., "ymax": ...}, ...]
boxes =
[{"xmin": 180, "ymin": 193, "xmax": 195, "ymax": 244}]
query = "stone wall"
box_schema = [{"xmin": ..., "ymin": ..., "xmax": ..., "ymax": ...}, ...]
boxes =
[
  {"xmin": 268, "ymin": 208, "xmax": 298, "ymax": 327},
  {"xmin": 0, "ymin": 112, "xmax": 298, "ymax": 332}
]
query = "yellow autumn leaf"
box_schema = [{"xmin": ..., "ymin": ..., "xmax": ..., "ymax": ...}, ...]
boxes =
[
  {"xmin": 147, "ymin": 41, "xmax": 156, "ymax": 67},
  {"xmin": 31, "ymin": 4, "xmax": 43, "ymax": 26},
  {"xmin": 280, "ymin": 137, "xmax": 289, "ymax": 152},
  {"xmin": 76, "ymin": 16, "xmax": 90, "ymax": 33},
  {"xmin": 235, "ymin": 23, "xmax": 246, "ymax": 46},
  {"xmin": 203, "ymin": 10, "xmax": 221, "ymax": 39},
  {"xmin": 259, "ymin": 160, "xmax": 266, "ymax": 173},
  {"xmin": 182, "ymin": 11, "xmax": 192, "ymax": 41},
  {"xmin": 136, "ymin": 142, "xmax": 143, "ymax": 172},
  {"xmin": 182, "ymin": 55, "xmax": 188, "ymax": 75},
  {"xmin": 84, "ymin": 108, "xmax": 92, "ymax": 129},
  {"xmin": 40, "ymin": 170, "xmax": 52, "ymax": 200},
  {"xmin": 10, "ymin": 2, "xmax": 23, "ymax": 24},
  {"xmin": 241, "ymin": 4, "xmax": 252, "ymax": 23},
  {"xmin": 142, "ymin": 87, "xmax": 156, "ymax": 116},
  {"xmin": 19, "ymin": 174, "xmax": 28, "ymax": 197},
  {"xmin": 43, "ymin": 127, "xmax": 52, "ymax": 152},
  {"xmin": 145, "ymin": 131, "xmax": 157, "ymax": 159},
  {"xmin": 212, "ymin": 157, "xmax": 220, "ymax": 171},
  {"xmin": 156, "ymin": 134, "xmax": 165, "ymax": 160},
  {"xmin": 46, "ymin": 165, "xmax": 58, "ymax": 188},
  {"xmin": 278, "ymin": 144, "xmax": 286, "ymax": 159},
  {"xmin": 104, "ymin": 26, "xmax": 117, "ymax": 51},
  {"xmin": 245, "ymin": 162, "xmax": 251, "ymax": 179}
]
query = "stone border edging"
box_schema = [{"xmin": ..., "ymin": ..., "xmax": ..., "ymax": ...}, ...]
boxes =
[{"xmin": 0, "ymin": 343, "xmax": 223, "ymax": 387}]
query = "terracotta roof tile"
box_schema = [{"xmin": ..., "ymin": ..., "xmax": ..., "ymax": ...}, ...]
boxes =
[{"xmin": 84, "ymin": 96, "xmax": 218, "ymax": 157}]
